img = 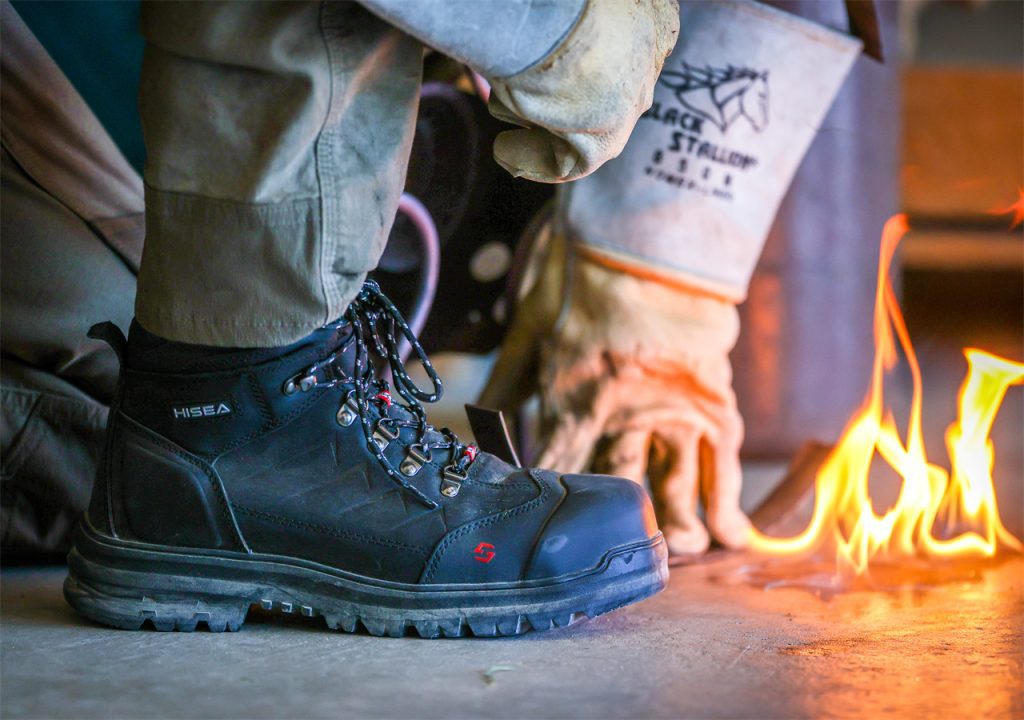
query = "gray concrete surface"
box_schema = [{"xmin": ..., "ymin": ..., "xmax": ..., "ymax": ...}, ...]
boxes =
[{"xmin": 2, "ymin": 554, "xmax": 1022, "ymax": 719}]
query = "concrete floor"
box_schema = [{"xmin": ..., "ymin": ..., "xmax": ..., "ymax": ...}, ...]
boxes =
[{"xmin": 2, "ymin": 555, "xmax": 1021, "ymax": 719}]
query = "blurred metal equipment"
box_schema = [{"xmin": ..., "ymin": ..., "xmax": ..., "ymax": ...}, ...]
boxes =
[
  {"xmin": 375, "ymin": 81, "xmax": 477, "ymax": 358},
  {"xmin": 376, "ymin": 77, "xmax": 553, "ymax": 356},
  {"xmin": 393, "ymin": 193, "xmax": 440, "ymax": 360},
  {"xmin": 731, "ymin": 0, "xmax": 901, "ymax": 458}
]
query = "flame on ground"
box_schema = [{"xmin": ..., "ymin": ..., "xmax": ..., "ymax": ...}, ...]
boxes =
[{"xmin": 749, "ymin": 214, "xmax": 1023, "ymax": 581}]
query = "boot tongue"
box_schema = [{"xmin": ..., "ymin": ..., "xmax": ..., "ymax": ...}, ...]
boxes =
[{"xmin": 125, "ymin": 319, "xmax": 350, "ymax": 374}]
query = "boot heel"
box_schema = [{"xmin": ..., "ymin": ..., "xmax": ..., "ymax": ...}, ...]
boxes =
[
  {"xmin": 63, "ymin": 572, "xmax": 249, "ymax": 632},
  {"xmin": 64, "ymin": 540, "xmax": 251, "ymax": 633}
]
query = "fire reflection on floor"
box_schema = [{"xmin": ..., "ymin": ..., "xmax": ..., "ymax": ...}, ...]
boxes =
[{"xmin": 654, "ymin": 553, "xmax": 1023, "ymax": 719}]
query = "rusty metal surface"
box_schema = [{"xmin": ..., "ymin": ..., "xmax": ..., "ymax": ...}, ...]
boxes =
[
  {"xmin": 464, "ymin": 404, "xmax": 522, "ymax": 467},
  {"xmin": 748, "ymin": 441, "xmax": 833, "ymax": 534},
  {"xmin": 844, "ymin": 0, "xmax": 884, "ymax": 61}
]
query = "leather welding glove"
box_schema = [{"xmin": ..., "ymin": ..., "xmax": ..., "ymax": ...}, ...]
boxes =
[
  {"xmin": 480, "ymin": 0, "xmax": 862, "ymax": 554},
  {"xmin": 479, "ymin": 224, "xmax": 748, "ymax": 554},
  {"xmin": 485, "ymin": 0, "xmax": 679, "ymax": 182},
  {"xmin": 361, "ymin": 0, "xmax": 680, "ymax": 183}
]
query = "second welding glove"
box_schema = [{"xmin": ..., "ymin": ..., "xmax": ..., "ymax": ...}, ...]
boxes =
[{"xmin": 480, "ymin": 0, "xmax": 862, "ymax": 554}]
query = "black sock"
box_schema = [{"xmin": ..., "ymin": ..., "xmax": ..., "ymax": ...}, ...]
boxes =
[{"xmin": 125, "ymin": 319, "xmax": 344, "ymax": 374}]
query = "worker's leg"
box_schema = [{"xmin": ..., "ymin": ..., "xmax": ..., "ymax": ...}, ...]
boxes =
[
  {"xmin": 63, "ymin": 1, "xmax": 677, "ymax": 637},
  {"xmin": 0, "ymin": 4, "xmax": 143, "ymax": 554},
  {"xmin": 135, "ymin": 1, "xmax": 424, "ymax": 346},
  {"xmin": 1, "ymin": 147, "xmax": 134, "ymax": 554}
]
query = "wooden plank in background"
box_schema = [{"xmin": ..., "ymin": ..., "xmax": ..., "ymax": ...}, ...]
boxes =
[
  {"xmin": 901, "ymin": 228, "xmax": 1023, "ymax": 270},
  {"xmin": 902, "ymin": 68, "xmax": 1023, "ymax": 219}
]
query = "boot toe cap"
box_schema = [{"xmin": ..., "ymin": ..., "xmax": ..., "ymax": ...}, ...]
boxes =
[{"xmin": 526, "ymin": 474, "xmax": 659, "ymax": 580}]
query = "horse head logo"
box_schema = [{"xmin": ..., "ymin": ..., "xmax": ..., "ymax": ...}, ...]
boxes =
[{"xmin": 659, "ymin": 62, "xmax": 769, "ymax": 134}]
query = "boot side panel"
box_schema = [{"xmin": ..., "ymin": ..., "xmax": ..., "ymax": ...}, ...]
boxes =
[
  {"xmin": 85, "ymin": 403, "xmax": 117, "ymax": 537},
  {"xmin": 91, "ymin": 411, "xmax": 247, "ymax": 551}
]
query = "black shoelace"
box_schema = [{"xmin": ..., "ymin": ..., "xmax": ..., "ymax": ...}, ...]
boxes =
[{"xmin": 283, "ymin": 281, "xmax": 477, "ymax": 508}]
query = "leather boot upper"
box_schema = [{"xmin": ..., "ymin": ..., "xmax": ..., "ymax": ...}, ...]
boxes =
[{"xmin": 88, "ymin": 283, "xmax": 660, "ymax": 586}]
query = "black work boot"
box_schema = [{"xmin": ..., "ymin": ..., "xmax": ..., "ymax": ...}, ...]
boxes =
[{"xmin": 65, "ymin": 282, "xmax": 668, "ymax": 637}]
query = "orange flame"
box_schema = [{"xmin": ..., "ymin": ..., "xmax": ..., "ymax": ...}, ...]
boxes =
[{"xmin": 750, "ymin": 215, "xmax": 1023, "ymax": 579}]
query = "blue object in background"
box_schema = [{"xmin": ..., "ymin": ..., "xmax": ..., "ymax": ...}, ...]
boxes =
[{"xmin": 12, "ymin": 0, "xmax": 145, "ymax": 173}]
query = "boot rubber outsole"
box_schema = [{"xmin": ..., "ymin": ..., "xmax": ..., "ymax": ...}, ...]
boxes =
[{"xmin": 64, "ymin": 522, "xmax": 669, "ymax": 638}]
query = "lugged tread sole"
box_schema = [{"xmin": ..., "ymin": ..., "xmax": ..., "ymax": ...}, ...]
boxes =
[{"xmin": 64, "ymin": 524, "xmax": 668, "ymax": 638}]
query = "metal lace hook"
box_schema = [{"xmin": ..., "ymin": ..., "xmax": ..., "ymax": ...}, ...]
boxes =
[{"xmin": 344, "ymin": 298, "xmax": 438, "ymax": 509}]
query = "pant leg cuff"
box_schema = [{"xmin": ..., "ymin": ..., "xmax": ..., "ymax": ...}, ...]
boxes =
[{"xmin": 136, "ymin": 186, "xmax": 361, "ymax": 346}]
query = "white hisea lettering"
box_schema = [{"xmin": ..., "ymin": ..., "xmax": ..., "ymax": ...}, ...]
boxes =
[{"xmin": 170, "ymin": 402, "xmax": 232, "ymax": 420}]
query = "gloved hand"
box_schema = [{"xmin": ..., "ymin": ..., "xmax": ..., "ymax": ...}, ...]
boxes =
[
  {"xmin": 479, "ymin": 222, "xmax": 751, "ymax": 554},
  {"xmin": 360, "ymin": 0, "xmax": 678, "ymax": 184},
  {"xmin": 487, "ymin": 0, "xmax": 679, "ymax": 183}
]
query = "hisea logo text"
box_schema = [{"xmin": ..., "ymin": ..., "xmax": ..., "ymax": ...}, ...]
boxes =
[{"xmin": 171, "ymin": 402, "xmax": 232, "ymax": 420}]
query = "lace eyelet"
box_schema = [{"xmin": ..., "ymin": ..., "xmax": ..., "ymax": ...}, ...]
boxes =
[
  {"xmin": 440, "ymin": 465, "xmax": 467, "ymax": 498},
  {"xmin": 335, "ymin": 395, "xmax": 359, "ymax": 427},
  {"xmin": 283, "ymin": 373, "xmax": 317, "ymax": 395},
  {"xmin": 371, "ymin": 418, "xmax": 399, "ymax": 451},
  {"xmin": 311, "ymin": 282, "xmax": 469, "ymax": 510},
  {"xmin": 400, "ymin": 445, "xmax": 431, "ymax": 477}
]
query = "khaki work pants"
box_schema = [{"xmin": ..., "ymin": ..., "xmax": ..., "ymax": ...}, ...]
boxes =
[
  {"xmin": 1, "ymin": 3, "xmax": 142, "ymax": 553},
  {"xmin": 136, "ymin": 1, "xmax": 425, "ymax": 346}
]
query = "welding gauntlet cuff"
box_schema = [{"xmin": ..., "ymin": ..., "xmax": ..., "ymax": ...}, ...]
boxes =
[{"xmin": 562, "ymin": 0, "xmax": 862, "ymax": 298}]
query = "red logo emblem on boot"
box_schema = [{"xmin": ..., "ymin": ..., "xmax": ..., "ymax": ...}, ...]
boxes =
[{"xmin": 473, "ymin": 542, "xmax": 496, "ymax": 563}]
